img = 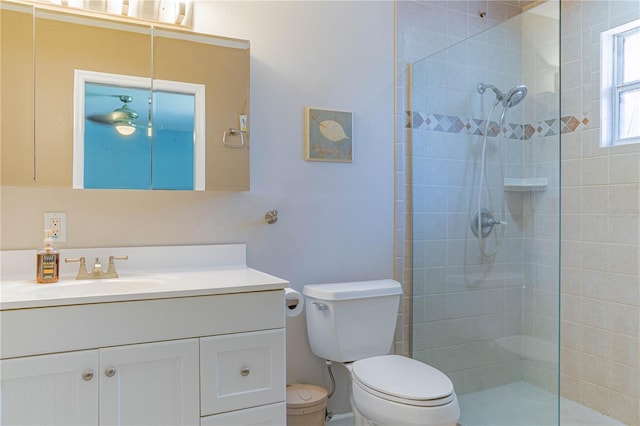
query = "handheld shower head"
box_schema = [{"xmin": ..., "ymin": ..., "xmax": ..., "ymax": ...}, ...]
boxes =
[
  {"xmin": 502, "ymin": 85, "xmax": 527, "ymax": 107},
  {"xmin": 477, "ymin": 83, "xmax": 527, "ymax": 108}
]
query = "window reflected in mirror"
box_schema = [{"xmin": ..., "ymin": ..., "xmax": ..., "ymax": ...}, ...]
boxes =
[
  {"xmin": 152, "ymin": 90, "xmax": 196, "ymax": 190},
  {"xmin": 74, "ymin": 70, "xmax": 205, "ymax": 190},
  {"xmin": 84, "ymin": 83, "xmax": 152, "ymax": 189}
]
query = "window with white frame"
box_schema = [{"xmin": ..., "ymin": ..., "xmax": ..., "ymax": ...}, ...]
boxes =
[{"xmin": 600, "ymin": 19, "xmax": 640, "ymax": 146}]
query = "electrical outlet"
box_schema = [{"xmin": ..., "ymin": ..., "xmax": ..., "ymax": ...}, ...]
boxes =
[
  {"xmin": 44, "ymin": 212, "xmax": 67, "ymax": 243},
  {"xmin": 239, "ymin": 114, "xmax": 248, "ymax": 132}
]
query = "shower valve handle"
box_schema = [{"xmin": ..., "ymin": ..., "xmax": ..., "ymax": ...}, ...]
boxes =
[
  {"xmin": 487, "ymin": 218, "xmax": 507, "ymax": 226},
  {"xmin": 471, "ymin": 209, "xmax": 506, "ymax": 239}
]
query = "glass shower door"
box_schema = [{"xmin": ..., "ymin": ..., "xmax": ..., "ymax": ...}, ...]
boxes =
[{"xmin": 409, "ymin": 2, "xmax": 560, "ymax": 424}]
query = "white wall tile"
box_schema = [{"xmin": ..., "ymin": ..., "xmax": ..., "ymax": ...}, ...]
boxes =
[{"xmin": 609, "ymin": 154, "xmax": 640, "ymax": 184}]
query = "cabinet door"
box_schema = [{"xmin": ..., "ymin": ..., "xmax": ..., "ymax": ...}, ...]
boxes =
[
  {"xmin": 154, "ymin": 29, "xmax": 250, "ymax": 191},
  {"xmin": 0, "ymin": 350, "xmax": 98, "ymax": 426},
  {"xmin": 99, "ymin": 339, "xmax": 199, "ymax": 426},
  {"xmin": 34, "ymin": 10, "xmax": 151, "ymax": 187},
  {"xmin": 200, "ymin": 329, "xmax": 285, "ymax": 416}
]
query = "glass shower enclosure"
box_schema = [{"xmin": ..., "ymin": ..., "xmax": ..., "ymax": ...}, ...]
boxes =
[{"xmin": 410, "ymin": 2, "xmax": 560, "ymax": 424}]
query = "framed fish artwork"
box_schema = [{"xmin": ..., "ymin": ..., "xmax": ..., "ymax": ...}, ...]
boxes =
[{"xmin": 304, "ymin": 107, "xmax": 353, "ymax": 162}]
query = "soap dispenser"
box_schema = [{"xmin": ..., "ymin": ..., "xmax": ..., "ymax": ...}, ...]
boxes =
[{"xmin": 36, "ymin": 229, "xmax": 59, "ymax": 284}]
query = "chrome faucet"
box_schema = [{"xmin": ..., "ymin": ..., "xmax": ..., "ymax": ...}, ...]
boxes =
[{"xmin": 65, "ymin": 255, "xmax": 128, "ymax": 280}]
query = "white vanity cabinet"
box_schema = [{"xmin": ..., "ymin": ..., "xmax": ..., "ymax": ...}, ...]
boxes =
[{"xmin": 1, "ymin": 289, "xmax": 286, "ymax": 426}]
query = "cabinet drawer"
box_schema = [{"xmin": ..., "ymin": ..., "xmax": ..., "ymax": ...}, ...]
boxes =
[
  {"xmin": 200, "ymin": 402, "xmax": 286, "ymax": 425},
  {"xmin": 200, "ymin": 329, "xmax": 285, "ymax": 416}
]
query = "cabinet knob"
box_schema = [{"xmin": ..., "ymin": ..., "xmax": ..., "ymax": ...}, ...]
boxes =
[
  {"xmin": 105, "ymin": 367, "xmax": 117, "ymax": 377},
  {"xmin": 240, "ymin": 367, "xmax": 250, "ymax": 377},
  {"xmin": 82, "ymin": 369, "xmax": 94, "ymax": 381}
]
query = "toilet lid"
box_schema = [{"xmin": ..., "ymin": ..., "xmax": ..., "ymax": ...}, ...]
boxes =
[{"xmin": 352, "ymin": 355, "xmax": 454, "ymax": 403}]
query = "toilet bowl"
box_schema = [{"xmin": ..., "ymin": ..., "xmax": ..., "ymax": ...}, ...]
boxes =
[
  {"xmin": 303, "ymin": 280, "xmax": 460, "ymax": 426},
  {"xmin": 346, "ymin": 355, "xmax": 459, "ymax": 426}
]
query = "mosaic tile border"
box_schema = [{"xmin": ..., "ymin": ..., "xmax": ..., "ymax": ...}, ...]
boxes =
[{"xmin": 406, "ymin": 111, "xmax": 589, "ymax": 140}]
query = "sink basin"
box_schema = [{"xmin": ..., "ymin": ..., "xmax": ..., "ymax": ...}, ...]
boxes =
[
  {"xmin": 21, "ymin": 277, "xmax": 164, "ymax": 297},
  {"xmin": 81, "ymin": 278, "xmax": 162, "ymax": 294}
]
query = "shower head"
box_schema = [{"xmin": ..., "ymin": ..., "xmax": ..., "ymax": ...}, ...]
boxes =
[
  {"xmin": 502, "ymin": 85, "xmax": 527, "ymax": 107},
  {"xmin": 477, "ymin": 83, "xmax": 527, "ymax": 108}
]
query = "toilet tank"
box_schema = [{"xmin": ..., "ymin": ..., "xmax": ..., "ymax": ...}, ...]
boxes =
[{"xmin": 303, "ymin": 280, "xmax": 402, "ymax": 362}]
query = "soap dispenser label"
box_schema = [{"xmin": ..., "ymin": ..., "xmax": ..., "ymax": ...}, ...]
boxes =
[
  {"xmin": 40, "ymin": 254, "xmax": 57, "ymax": 277},
  {"xmin": 38, "ymin": 253, "xmax": 58, "ymax": 281}
]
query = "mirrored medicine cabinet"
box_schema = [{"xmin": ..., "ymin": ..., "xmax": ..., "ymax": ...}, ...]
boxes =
[{"xmin": 0, "ymin": 1, "xmax": 250, "ymax": 191}]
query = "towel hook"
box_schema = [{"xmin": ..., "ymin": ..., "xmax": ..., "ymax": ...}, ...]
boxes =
[{"xmin": 265, "ymin": 210, "xmax": 278, "ymax": 224}]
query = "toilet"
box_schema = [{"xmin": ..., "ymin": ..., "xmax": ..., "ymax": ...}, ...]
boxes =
[{"xmin": 303, "ymin": 279, "xmax": 460, "ymax": 426}]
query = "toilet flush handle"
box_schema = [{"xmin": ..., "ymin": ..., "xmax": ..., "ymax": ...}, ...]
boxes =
[{"xmin": 312, "ymin": 302, "xmax": 328, "ymax": 311}]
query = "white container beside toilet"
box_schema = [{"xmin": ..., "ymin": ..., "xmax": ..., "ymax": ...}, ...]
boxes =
[{"xmin": 303, "ymin": 280, "xmax": 460, "ymax": 426}]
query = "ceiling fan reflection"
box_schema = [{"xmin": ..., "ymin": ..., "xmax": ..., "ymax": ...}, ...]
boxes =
[{"xmin": 86, "ymin": 94, "xmax": 141, "ymax": 136}]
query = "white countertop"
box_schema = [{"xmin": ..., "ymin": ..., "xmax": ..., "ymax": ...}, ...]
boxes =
[{"xmin": 1, "ymin": 244, "xmax": 289, "ymax": 310}]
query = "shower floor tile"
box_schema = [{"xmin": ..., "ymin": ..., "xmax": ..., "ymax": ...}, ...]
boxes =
[{"xmin": 459, "ymin": 381, "xmax": 623, "ymax": 426}]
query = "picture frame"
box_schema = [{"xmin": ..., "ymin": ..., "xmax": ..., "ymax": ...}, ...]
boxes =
[{"xmin": 304, "ymin": 107, "xmax": 353, "ymax": 162}]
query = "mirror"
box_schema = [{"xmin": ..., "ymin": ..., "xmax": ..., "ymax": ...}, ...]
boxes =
[
  {"xmin": 0, "ymin": 3, "xmax": 250, "ymax": 191},
  {"xmin": 34, "ymin": 9, "xmax": 153, "ymax": 187},
  {"xmin": 1, "ymin": 2, "xmax": 34, "ymax": 187},
  {"xmin": 153, "ymin": 27, "xmax": 250, "ymax": 191}
]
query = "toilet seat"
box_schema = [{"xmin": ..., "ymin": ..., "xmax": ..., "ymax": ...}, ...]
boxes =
[{"xmin": 352, "ymin": 355, "xmax": 455, "ymax": 407}]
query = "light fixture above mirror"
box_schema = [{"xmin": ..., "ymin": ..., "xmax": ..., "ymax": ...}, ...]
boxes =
[{"xmin": 35, "ymin": 0, "xmax": 193, "ymax": 26}]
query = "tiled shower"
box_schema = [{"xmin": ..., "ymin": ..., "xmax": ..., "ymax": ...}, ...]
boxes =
[{"xmin": 395, "ymin": 1, "xmax": 639, "ymax": 425}]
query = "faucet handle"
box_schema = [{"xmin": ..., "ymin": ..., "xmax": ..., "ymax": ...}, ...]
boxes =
[
  {"xmin": 65, "ymin": 257, "xmax": 90, "ymax": 280},
  {"xmin": 106, "ymin": 255, "xmax": 128, "ymax": 278}
]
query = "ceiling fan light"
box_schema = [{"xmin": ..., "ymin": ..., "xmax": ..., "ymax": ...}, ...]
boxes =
[{"xmin": 115, "ymin": 120, "xmax": 136, "ymax": 136}]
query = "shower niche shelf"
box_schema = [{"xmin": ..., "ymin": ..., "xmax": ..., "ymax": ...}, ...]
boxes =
[{"xmin": 503, "ymin": 178, "xmax": 548, "ymax": 192}]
